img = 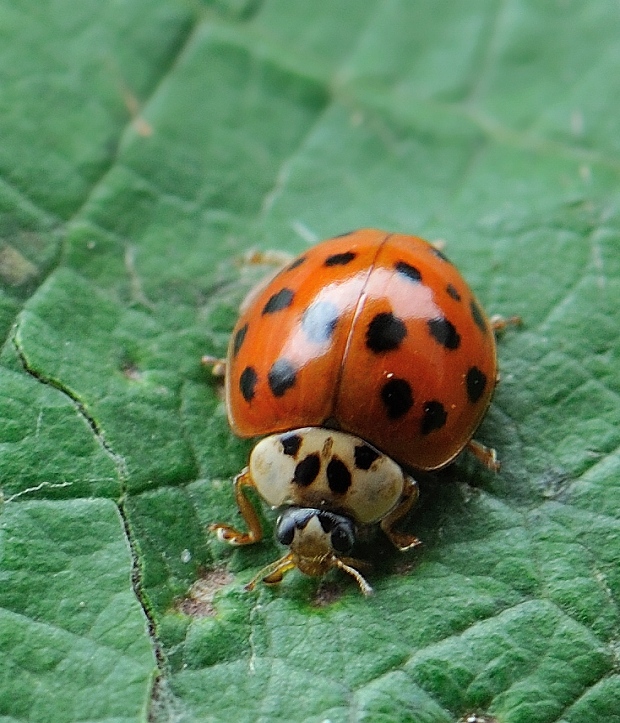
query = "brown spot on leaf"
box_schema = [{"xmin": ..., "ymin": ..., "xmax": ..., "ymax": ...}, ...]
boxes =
[
  {"xmin": 0, "ymin": 244, "xmax": 39, "ymax": 286},
  {"xmin": 177, "ymin": 567, "xmax": 233, "ymax": 617},
  {"xmin": 312, "ymin": 581, "xmax": 345, "ymax": 608},
  {"xmin": 120, "ymin": 360, "xmax": 143, "ymax": 381}
]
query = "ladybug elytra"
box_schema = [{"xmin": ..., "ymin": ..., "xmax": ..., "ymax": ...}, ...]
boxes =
[{"xmin": 209, "ymin": 229, "xmax": 513, "ymax": 594}]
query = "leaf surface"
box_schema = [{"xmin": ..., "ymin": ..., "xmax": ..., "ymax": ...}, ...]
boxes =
[{"xmin": 1, "ymin": 1, "xmax": 619, "ymax": 722}]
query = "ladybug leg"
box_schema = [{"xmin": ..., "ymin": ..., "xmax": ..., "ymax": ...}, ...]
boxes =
[
  {"xmin": 210, "ymin": 468, "xmax": 264, "ymax": 546},
  {"xmin": 238, "ymin": 250, "xmax": 295, "ymax": 314},
  {"xmin": 380, "ymin": 476, "xmax": 422, "ymax": 552},
  {"xmin": 466, "ymin": 439, "xmax": 500, "ymax": 472},
  {"xmin": 245, "ymin": 552, "xmax": 296, "ymax": 591},
  {"xmin": 201, "ymin": 354, "xmax": 227, "ymax": 378},
  {"xmin": 490, "ymin": 314, "xmax": 522, "ymax": 334},
  {"xmin": 240, "ymin": 249, "xmax": 294, "ymax": 267}
]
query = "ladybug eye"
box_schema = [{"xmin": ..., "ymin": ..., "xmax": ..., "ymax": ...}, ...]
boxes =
[
  {"xmin": 330, "ymin": 525, "xmax": 354, "ymax": 553},
  {"xmin": 276, "ymin": 515, "xmax": 296, "ymax": 546}
]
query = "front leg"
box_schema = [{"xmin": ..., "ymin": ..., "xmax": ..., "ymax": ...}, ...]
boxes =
[
  {"xmin": 201, "ymin": 354, "xmax": 227, "ymax": 378},
  {"xmin": 490, "ymin": 314, "xmax": 522, "ymax": 334},
  {"xmin": 380, "ymin": 476, "xmax": 421, "ymax": 551},
  {"xmin": 210, "ymin": 468, "xmax": 263, "ymax": 546},
  {"xmin": 466, "ymin": 438, "xmax": 500, "ymax": 472}
]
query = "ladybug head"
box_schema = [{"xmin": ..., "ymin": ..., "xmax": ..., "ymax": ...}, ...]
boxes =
[
  {"xmin": 246, "ymin": 507, "xmax": 373, "ymax": 595},
  {"xmin": 277, "ymin": 507, "xmax": 355, "ymax": 559}
]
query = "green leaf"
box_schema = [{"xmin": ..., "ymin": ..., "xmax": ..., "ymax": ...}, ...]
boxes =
[
  {"xmin": 1, "ymin": 1, "xmax": 620, "ymax": 722},
  {"xmin": 0, "ymin": 500, "xmax": 156, "ymax": 722}
]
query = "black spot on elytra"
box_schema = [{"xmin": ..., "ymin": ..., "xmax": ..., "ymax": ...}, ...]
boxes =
[
  {"xmin": 395, "ymin": 260, "xmax": 422, "ymax": 283},
  {"xmin": 446, "ymin": 284, "xmax": 461, "ymax": 301},
  {"xmin": 428, "ymin": 317, "xmax": 461, "ymax": 350},
  {"xmin": 470, "ymin": 299, "xmax": 487, "ymax": 333},
  {"xmin": 324, "ymin": 251, "xmax": 356, "ymax": 266},
  {"xmin": 293, "ymin": 453, "xmax": 321, "ymax": 486},
  {"xmin": 239, "ymin": 366, "xmax": 258, "ymax": 402},
  {"xmin": 302, "ymin": 300, "xmax": 340, "ymax": 343},
  {"xmin": 263, "ymin": 288, "xmax": 294, "ymax": 314},
  {"xmin": 281, "ymin": 433, "xmax": 302, "ymax": 457},
  {"xmin": 287, "ymin": 256, "xmax": 306, "ymax": 271},
  {"xmin": 232, "ymin": 324, "xmax": 248, "ymax": 357},
  {"xmin": 421, "ymin": 401, "xmax": 448, "ymax": 435},
  {"xmin": 366, "ymin": 312, "xmax": 407, "ymax": 353},
  {"xmin": 381, "ymin": 378, "xmax": 414, "ymax": 419},
  {"xmin": 326, "ymin": 457, "xmax": 352, "ymax": 494},
  {"xmin": 354, "ymin": 444, "xmax": 380, "ymax": 470},
  {"xmin": 466, "ymin": 366, "xmax": 487, "ymax": 403},
  {"xmin": 268, "ymin": 358, "xmax": 297, "ymax": 397}
]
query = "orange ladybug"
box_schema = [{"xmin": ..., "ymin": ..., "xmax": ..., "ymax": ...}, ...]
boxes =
[{"xmin": 210, "ymin": 229, "xmax": 513, "ymax": 594}]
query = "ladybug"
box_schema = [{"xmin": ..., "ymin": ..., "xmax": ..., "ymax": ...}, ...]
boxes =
[{"xmin": 209, "ymin": 229, "xmax": 514, "ymax": 595}]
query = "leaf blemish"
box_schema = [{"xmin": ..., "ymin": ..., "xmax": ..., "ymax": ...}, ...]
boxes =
[{"xmin": 178, "ymin": 568, "xmax": 234, "ymax": 617}]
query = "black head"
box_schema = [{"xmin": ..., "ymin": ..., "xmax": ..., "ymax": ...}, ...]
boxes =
[{"xmin": 275, "ymin": 507, "xmax": 356, "ymax": 557}]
